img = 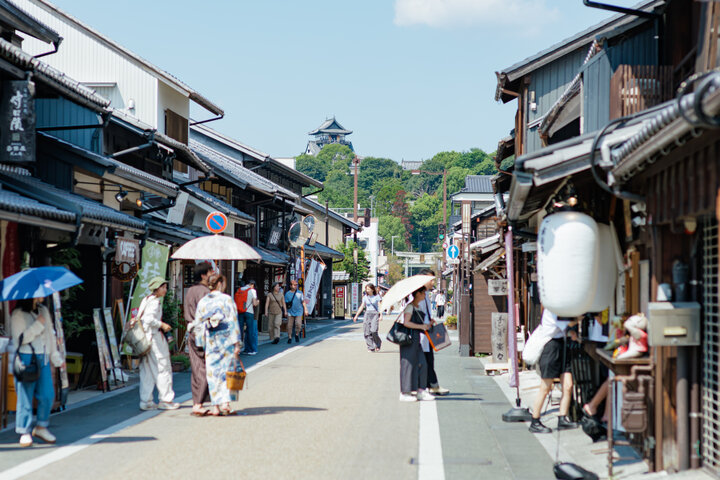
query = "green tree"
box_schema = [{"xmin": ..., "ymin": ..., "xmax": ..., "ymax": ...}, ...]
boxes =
[
  {"xmin": 335, "ymin": 241, "xmax": 370, "ymax": 283},
  {"xmin": 375, "ymin": 178, "xmax": 405, "ymax": 215},
  {"xmin": 295, "ymin": 153, "xmax": 329, "ymax": 182},
  {"xmin": 386, "ymin": 254, "xmax": 404, "ymax": 286},
  {"xmin": 410, "ymin": 193, "xmax": 443, "ymax": 252},
  {"xmin": 378, "ymin": 215, "xmax": 407, "ymax": 252}
]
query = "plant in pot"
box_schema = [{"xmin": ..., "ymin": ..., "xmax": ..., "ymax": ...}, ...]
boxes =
[
  {"xmin": 445, "ymin": 315, "xmax": 458, "ymax": 330},
  {"xmin": 170, "ymin": 354, "xmax": 190, "ymax": 372}
]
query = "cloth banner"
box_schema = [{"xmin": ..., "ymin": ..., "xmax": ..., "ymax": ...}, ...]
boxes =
[
  {"xmin": 304, "ymin": 259, "xmax": 325, "ymax": 313},
  {"xmin": 129, "ymin": 241, "xmax": 170, "ymax": 314}
]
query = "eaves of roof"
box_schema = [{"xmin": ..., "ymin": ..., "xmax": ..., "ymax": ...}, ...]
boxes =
[
  {"xmin": 190, "ymin": 125, "xmax": 323, "ymax": 189},
  {"xmin": 190, "ymin": 139, "xmax": 298, "ymax": 200},
  {"xmin": 27, "ymin": 0, "xmax": 222, "ymax": 116},
  {"xmin": 0, "ymin": 37, "xmax": 110, "ymax": 112},
  {"xmin": 2, "ymin": 0, "xmax": 60, "ymax": 44},
  {"xmin": 0, "ymin": 165, "xmax": 146, "ymax": 233},
  {"xmin": 0, "ymin": 186, "xmax": 76, "ymax": 229},
  {"xmin": 494, "ymin": 0, "xmax": 662, "ymax": 102},
  {"xmin": 184, "ymin": 184, "xmax": 255, "ymax": 224}
]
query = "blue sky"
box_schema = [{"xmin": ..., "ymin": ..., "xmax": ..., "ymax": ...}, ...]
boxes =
[{"xmin": 51, "ymin": 0, "xmax": 643, "ymax": 163}]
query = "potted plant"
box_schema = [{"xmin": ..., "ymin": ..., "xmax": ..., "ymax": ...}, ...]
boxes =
[
  {"xmin": 161, "ymin": 289, "xmax": 183, "ymax": 353},
  {"xmin": 445, "ymin": 315, "xmax": 458, "ymax": 330},
  {"xmin": 171, "ymin": 354, "xmax": 190, "ymax": 372}
]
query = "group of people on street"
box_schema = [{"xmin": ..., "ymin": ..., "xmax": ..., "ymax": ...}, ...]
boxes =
[{"xmin": 354, "ymin": 271, "xmax": 450, "ymax": 402}]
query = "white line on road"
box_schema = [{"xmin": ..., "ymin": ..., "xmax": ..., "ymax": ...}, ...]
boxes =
[
  {"xmin": 418, "ymin": 400, "xmax": 445, "ymax": 480},
  {"xmin": 0, "ymin": 328, "xmax": 342, "ymax": 480}
]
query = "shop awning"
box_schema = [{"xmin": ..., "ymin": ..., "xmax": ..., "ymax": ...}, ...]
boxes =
[
  {"xmin": 304, "ymin": 241, "xmax": 344, "ymax": 260},
  {"xmin": 332, "ymin": 270, "xmax": 350, "ymax": 282},
  {"xmin": 0, "ymin": 166, "xmax": 146, "ymax": 234},
  {"xmin": 506, "ymin": 119, "xmax": 649, "ymax": 222},
  {"xmin": 474, "ymin": 248, "xmax": 506, "ymax": 273},
  {"xmin": 0, "ymin": 187, "xmax": 76, "ymax": 232},
  {"xmin": 254, "ymin": 247, "xmax": 289, "ymax": 267},
  {"xmin": 470, "ymin": 233, "xmax": 501, "ymax": 253},
  {"xmin": 184, "ymin": 184, "xmax": 255, "ymax": 225},
  {"xmin": 145, "ymin": 218, "xmax": 205, "ymax": 245}
]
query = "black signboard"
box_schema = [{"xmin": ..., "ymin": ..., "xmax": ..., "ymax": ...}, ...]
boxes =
[
  {"xmin": 268, "ymin": 226, "xmax": 283, "ymax": 248},
  {"xmin": 0, "ymin": 80, "xmax": 35, "ymax": 163}
]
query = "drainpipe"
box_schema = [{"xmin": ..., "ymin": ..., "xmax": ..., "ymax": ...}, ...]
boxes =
[
  {"xmin": 33, "ymin": 39, "xmax": 62, "ymax": 59},
  {"xmin": 690, "ymin": 346, "xmax": 701, "ymax": 469},
  {"xmin": 677, "ymin": 346, "xmax": 690, "ymax": 471},
  {"xmin": 111, "ymin": 131, "xmax": 155, "ymax": 158}
]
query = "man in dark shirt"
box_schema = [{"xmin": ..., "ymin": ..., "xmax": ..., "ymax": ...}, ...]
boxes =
[{"xmin": 184, "ymin": 262, "xmax": 212, "ymax": 416}]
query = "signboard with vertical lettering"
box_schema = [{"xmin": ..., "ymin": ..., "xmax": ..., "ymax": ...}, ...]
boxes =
[{"xmin": 0, "ymin": 80, "xmax": 35, "ymax": 163}]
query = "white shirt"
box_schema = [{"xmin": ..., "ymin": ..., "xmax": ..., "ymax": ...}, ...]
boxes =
[
  {"xmin": 435, "ymin": 293, "xmax": 446, "ymax": 306},
  {"xmin": 540, "ymin": 309, "xmax": 570, "ymax": 339},
  {"xmin": 245, "ymin": 287, "xmax": 257, "ymax": 315}
]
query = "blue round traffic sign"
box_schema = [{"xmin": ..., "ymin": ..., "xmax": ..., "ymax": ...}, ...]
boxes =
[
  {"xmin": 205, "ymin": 211, "xmax": 228, "ymax": 234},
  {"xmin": 446, "ymin": 244, "xmax": 459, "ymax": 259}
]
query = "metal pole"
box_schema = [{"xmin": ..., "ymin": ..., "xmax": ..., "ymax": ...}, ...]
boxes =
[
  {"xmin": 442, "ymin": 169, "xmax": 447, "ymax": 278},
  {"xmin": 677, "ymin": 346, "xmax": 690, "ymax": 471},
  {"xmin": 353, "ymin": 156, "xmax": 359, "ymax": 223}
]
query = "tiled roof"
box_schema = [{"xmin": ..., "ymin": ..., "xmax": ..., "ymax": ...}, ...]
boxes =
[
  {"xmin": 184, "ymin": 184, "xmax": 254, "ymax": 223},
  {"xmin": 254, "ymin": 247, "xmax": 289, "ymax": 266},
  {"xmin": 0, "ymin": 166, "xmax": 146, "ymax": 233},
  {"xmin": 0, "ymin": 38, "xmax": 110, "ymax": 110},
  {"xmin": 308, "ymin": 117, "xmax": 352, "ymax": 135},
  {"xmin": 0, "ymin": 187, "xmax": 75, "ymax": 222},
  {"xmin": 401, "ymin": 160, "xmax": 423, "ymax": 171},
  {"xmin": 190, "ymin": 140, "xmax": 298, "ymax": 200},
  {"xmin": 304, "ymin": 240, "xmax": 344, "ymax": 260},
  {"xmin": 464, "ymin": 176, "xmax": 494, "ymax": 193}
]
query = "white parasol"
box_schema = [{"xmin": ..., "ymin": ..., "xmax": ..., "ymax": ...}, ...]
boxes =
[
  {"xmin": 170, "ymin": 235, "xmax": 262, "ymax": 261},
  {"xmin": 379, "ymin": 275, "xmax": 435, "ymax": 312}
]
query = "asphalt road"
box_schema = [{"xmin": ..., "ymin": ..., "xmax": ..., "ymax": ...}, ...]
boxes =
[{"xmin": 0, "ymin": 319, "xmax": 556, "ymax": 480}]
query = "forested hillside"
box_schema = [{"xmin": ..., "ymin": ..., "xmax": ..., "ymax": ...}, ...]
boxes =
[{"xmin": 296, "ymin": 145, "xmax": 507, "ymax": 252}]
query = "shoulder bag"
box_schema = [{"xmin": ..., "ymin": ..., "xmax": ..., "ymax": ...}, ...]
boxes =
[
  {"xmin": 386, "ymin": 309, "xmax": 413, "ymax": 346},
  {"xmin": 285, "ymin": 292, "xmax": 295, "ymax": 311},
  {"xmin": 13, "ymin": 332, "xmax": 41, "ymax": 383},
  {"xmin": 522, "ymin": 323, "xmax": 555, "ymax": 366}
]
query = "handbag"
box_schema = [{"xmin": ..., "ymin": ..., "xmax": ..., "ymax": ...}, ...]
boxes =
[
  {"xmin": 13, "ymin": 333, "xmax": 41, "ymax": 383},
  {"xmin": 387, "ymin": 321, "xmax": 413, "ymax": 346},
  {"xmin": 522, "ymin": 323, "xmax": 555, "ymax": 366},
  {"xmin": 120, "ymin": 297, "xmax": 152, "ymax": 357},
  {"xmin": 227, "ymin": 356, "xmax": 247, "ymax": 391},
  {"xmin": 424, "ymin": 323, "xmax": 451, "ymax": 351}
]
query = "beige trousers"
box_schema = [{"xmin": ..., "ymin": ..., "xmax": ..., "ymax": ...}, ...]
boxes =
[
  {"xmin": 287, "ymin": 315, "xmax": 303, "ymax": 336},
  {"xmin": 268, "ymin": 313, "xmax": 282, "ymax": 340}
]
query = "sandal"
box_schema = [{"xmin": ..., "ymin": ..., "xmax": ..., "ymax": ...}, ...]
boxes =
[
  {"xmin": 220, "ymin": 407, "xmax": 236, "ymax": 416},
  {"xmin": 191, "ymin": 409, "xmax": 210, "ymax": 417}
]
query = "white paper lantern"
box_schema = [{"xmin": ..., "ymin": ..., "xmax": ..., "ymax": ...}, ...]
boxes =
[
  {"xmin": 538, "ymin": 212, "xmax": 599, "ymax": 317},
  {"xmin": 587, "ymin": 223, "xmax": 619, "ymax": 312}
]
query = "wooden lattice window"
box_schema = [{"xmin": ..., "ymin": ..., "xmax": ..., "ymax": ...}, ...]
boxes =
[{"xmin": 609, "ymin": 65, "xmax": 673, "ymax": 119}]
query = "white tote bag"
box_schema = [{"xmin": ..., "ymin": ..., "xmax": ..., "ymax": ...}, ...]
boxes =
[{"xmin": 522, "ymin": 323, "xmax": 555, "ymax": 366}]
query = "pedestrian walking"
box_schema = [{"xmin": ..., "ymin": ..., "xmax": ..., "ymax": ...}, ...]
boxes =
[
  {"xmin": 195, "ymin": 274, "xmax": 242, "ymax": 416},
  {"xmin": 265, "ymin": 281, "xmax": 286, "ymax": 344},
  {"xmin": 529, "ymin": 309, "xmax": 579, "ymax": 433},
  {"xmin": 417, "ymin": 270, "xmax": 449, "ymax": 396},
  {"xmin": 435, "ymin": 290, "xmax": 446, "ymax": 319},
  {"xmin": 137, "ymin": 276, "xmax": 180, "ymax": 411},
  {"xmin": 235, "ymin": 280, "xmax": 259, "ymax": 355},
  {"xmin": 10, "ymin": 297, "xmax": 64, "ymax": 447},
  {"xmin": 353, "ymin": 283, "xmax": 382, "ymax": 352},
  {"xmin": 284, "ymin": 280, "xmax": 307, "ymax": 343},
  {"xmin": 183, "ymin": 262, "xmax": 212, "ymax": 417},
  {"xmin": 398, "ymin": 286, "xmax": 435, "ymax": 402}
]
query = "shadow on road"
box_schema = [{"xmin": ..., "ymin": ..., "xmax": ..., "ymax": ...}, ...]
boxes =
[{"xmin": 237, "ymin": 406, "xmax": 327, "ymax": 416}]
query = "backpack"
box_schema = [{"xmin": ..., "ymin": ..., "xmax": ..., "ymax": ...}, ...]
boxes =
[{"xmin": 235, "ymin": 287, "xmax": 250, "ymax": 313}]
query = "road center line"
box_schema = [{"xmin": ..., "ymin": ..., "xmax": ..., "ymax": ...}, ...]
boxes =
[
  {"xmin": 0, "ymin": 327, "xmax": 342, "ymax": 480},
  {"xmin": 418, "ymin": 400, "xmax": 445, "ymax": 480}
]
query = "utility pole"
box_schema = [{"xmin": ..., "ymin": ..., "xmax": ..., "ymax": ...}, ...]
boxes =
[{"xmin": 353, "ymin": 156, "xmax": 359, "ymax": 223}]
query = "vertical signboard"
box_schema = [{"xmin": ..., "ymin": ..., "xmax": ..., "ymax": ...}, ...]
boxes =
[
  {"xmin": 351, "ymin": 282, "xmax": 359, "ymax": 313},
  {"xmin": 304, "ymin": 259, "xmax": 326, "ymax": 313},
  {"xmin": 0, "ymin": 80, "xmax": 35, "ymax": 163},
  {"xmin": 130, "ymin": 241, "xmax": 170, "ymax": 314}
]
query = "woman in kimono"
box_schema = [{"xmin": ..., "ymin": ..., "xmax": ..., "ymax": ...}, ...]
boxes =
[
  {"xmin": 137, "ymin": 276, "xmax": 179, "ymax": 411},
  {"xmin": 194, "ymin": 273, "xmax": 242, "ymax": 416}
]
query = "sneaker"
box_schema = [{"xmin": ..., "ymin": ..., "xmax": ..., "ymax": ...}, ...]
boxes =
[
  {"xmin": 19, "ymin": 433, "xmax": 33, "ymax": 447},
  {"xmin": 295, "ymin": 334, "xmax": 300, "ymax": 343},
  {"xmin": 557, "ymin": 415, "xmax": 579, "ymax": 430},
  {"xmin": 248, "ymin": 351, "xmax": 257, "ymax": 356},
  {"xmin": 32, "ymin": 427, "xmax": 56, "ymax": 444},
  {"xmin": 271, "ymin": 338, "xmax": 279, "ymax": 344},
  {"xmin": 158, "ymin": 402, "xmax": 180, "ymax": 410},
  {"xmin": 429, "ymin": 386, "xmax": 450, "ymax": 396},
  {"xmin": 399, "ymin": 393, "xmax": 418, "ymax": 402},
  {"xmin": 139, "ymin": 401, "xmax": 158, "ymax": 411},
  {"xmin": 416, "ymin": 390, "xmax": 436, "ymax": 401},
  {"xmin": 529, "ymin": 418, "xmax": 552, "ymax": 434}
]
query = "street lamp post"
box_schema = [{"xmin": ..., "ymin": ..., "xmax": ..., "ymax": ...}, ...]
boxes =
[
  {"xmin": 391, "ymin": 235, "xmax": 400, "ymax": 256},
  {"xmin": 353, "ymin": 156, "xmax": 360, "ymax": 223}
]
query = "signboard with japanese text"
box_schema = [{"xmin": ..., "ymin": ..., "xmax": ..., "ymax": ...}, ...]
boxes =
[
  {"xmin": 268, "ymin": 226, "xmax": 283, "ymax": 248},
  {"xmin": 488, "ymin": 279, "xmax": 508, "ymax": 296},
  {"xmin": 304, "ymin": 259, "xmax": 325, "ymax": 313},
  {"xmin": 129, "ymin": 241, "xmax": 170, "ymax": 314},
  {"xmin": 1, "ymin": 80, "xmax": 35, "ymax": 163},
  {"xmin": 491, "ymin": 312, "xmax": 508, "ymax": 362},
  {"xmin": 351, "ymin": 283, "xmax": 359, "ymax": 313}
]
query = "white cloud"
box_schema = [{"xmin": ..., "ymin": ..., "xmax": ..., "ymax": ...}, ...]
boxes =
[{"xmin": 394, "ymin": 0, "xmax": 560, "ymax": 29}]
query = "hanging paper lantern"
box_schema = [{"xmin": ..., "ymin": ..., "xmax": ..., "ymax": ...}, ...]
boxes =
[
  {"xmin": 538, "ymin": 212, "xmax": 599, "ymax": 317},
  {"xmin": 587, "ymin": 223, "xmax": 620, "ymax": 312}
]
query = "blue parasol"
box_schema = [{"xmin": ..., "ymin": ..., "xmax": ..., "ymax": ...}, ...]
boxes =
[{"xmin": 0, "ymin": 266, "xmax": 83, "ymax": 301}]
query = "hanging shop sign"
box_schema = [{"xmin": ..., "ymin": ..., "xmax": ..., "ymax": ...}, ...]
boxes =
[
  {"xmin": 304, "ymin": 259, "xmax": 326, "ymax": 313},
  {"xmin": 267, "ymin": 226, "xmax": 283, "ymax": 248},
  {"xmin": 0, "ymin": 80, "xmax": 35, "ymax": 163},
  {"xmin": 488, "ymin": 279, "xmax": 508, "ymax": 296},
  {"xmin": 112, "ymin": 237, "xmax": 140, "ymax": 281}
]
